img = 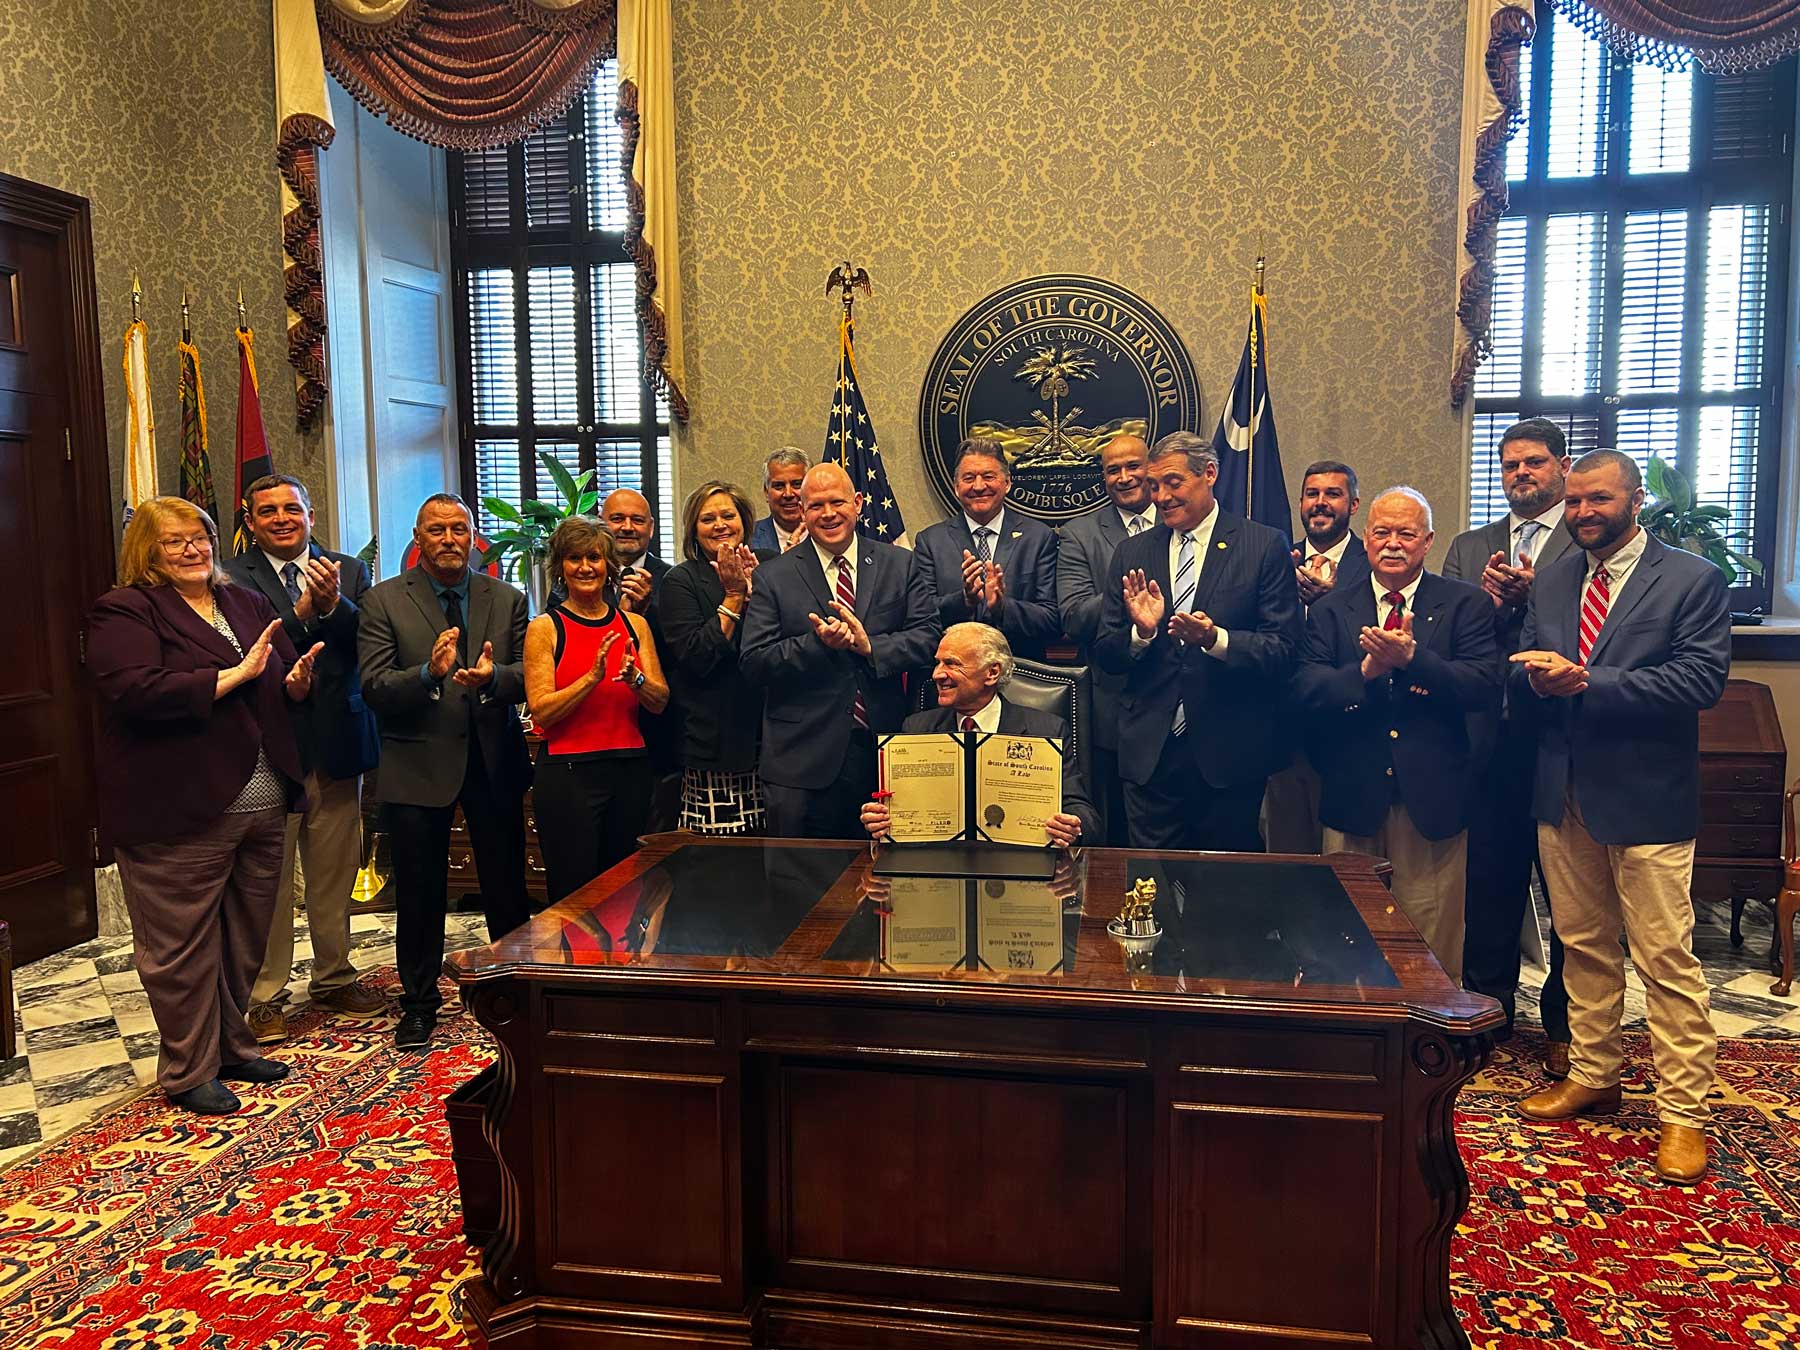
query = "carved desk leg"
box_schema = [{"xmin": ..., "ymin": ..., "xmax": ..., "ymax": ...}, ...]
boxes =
[
  {"xmin": 460, "ymin": 977, "xmax": 536, "ymax": 1313},
  {"xmin": 1401, "ymin": 1026, "xmax": 1493, "ymax": 1350}
]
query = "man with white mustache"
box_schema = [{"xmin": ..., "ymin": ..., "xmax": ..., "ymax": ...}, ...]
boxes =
[{"xmin": 1293, "ymin": 487, "xmax": 1500, "ymax": 980}]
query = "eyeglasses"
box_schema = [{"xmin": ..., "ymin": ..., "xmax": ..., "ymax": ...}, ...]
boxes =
[{"xmin": 158, "ymin": 535, "xmax": 213, "ymax": 556}]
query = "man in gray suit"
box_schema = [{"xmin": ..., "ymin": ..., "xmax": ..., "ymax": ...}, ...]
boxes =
[
  {"xmin": 1443, "ymin": 417, "xmax": 1576, "ymax": 1065},
  {"xmin": 359, "ymin": 493, "xmax": 533, "ymax": 1050},
  {"xmin": 1056, "ymin": 433, "xmax": 1156, "ymax": 844}
]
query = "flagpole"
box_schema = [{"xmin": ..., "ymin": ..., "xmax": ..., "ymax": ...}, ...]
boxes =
[
  {"xmin": 824, "ymin": 260, "xmax": 872, "ymax": 472},
  {"xmin": 180, "ymin": 291, "xmax": 191, "ymax": 345},
  {"xmin": 1247, "ymin": 253, "xmax": 1265, "ymax": 523}
]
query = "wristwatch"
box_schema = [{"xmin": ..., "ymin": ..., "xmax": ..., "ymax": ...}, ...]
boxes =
[{"xmin": 631, "ymin": 668, "xmax": 647, "ymax": 689}]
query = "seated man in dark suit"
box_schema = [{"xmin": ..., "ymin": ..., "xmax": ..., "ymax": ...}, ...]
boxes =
[
  {"xmin": 1094, "ymin": 432, "xmax": 1303, "ymax": 852},
  {"xmin": 225, "ymin": 473, "xmax": 384, "ymax": 1044},
  {"xmin": 912, "ymin": 438, "xmax": 1060, "ymax": 660},
  {"xmin": 740, "ymin": 462, "xmax": 941, "ymax": 839},
  {"xmin": 1293, "ymin": 486, "xmax": 1500, "ymax": 980},
  {"xmin": 858, "ymin": 622, "xmax": 1099, "ymax": 846}
]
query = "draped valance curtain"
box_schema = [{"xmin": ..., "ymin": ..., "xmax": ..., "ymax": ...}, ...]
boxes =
[
  {"xmin": 272, "ymin": 0, "xmax": 686, "ymax": 431},
  {"xmin": 1545, "ymin": 0, "xmax": 1800, "ymax": 71}
]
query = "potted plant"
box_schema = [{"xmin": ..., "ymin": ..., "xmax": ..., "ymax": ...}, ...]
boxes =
[
  {"xmin": 1641, "ymin": 455, "xmax": 1762, "ymax": 586},
  {"xmin": 481, "ymin": 451, "xmax": 601, "ymax": 611}
]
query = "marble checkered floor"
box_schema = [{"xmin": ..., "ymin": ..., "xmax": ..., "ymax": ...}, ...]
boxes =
[
  {"xmin": 0, "ymin": 906, "xmax": 493, "ymax": 1172},
  {"xmin": 1, "ymin": 895, "xmax": 1797, "ymax": 1173}
]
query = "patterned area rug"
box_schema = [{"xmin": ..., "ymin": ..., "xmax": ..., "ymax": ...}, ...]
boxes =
[{"xmin": 3, "ymin": 994, "xmax": 1799, "ymax": 1349}]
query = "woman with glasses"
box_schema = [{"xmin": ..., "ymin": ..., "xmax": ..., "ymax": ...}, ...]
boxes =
[{"xmin": 87, "ymin": 497, "xmax": 323, "ymax": 1115}]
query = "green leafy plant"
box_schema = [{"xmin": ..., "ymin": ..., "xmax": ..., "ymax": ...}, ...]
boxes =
[
  {"xmin": 480, "ymin": 452, "xmax": 600, "ymax": 601},
  {"xmin": 1642, "ymin": 455, "xmax": 1762, "ymax": 585}
]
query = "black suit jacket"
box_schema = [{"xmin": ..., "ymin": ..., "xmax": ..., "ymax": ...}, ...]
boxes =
[
  {"xmin": 740, "ymin": 540, "xmax": 942, "ymax": 790},
  {"xmin": 224, "ymin": 544, "xmax": 379, "ymax": 781},
  {"xmin": 1513, "ymin": 534, "xmax": 1731, "ymax": 845},
  {"xmin": 1293, "ymin": 572, "xmax": 1500, "ymax": 840},
  {"xmin": 1094, "ymin": 511, "xmax": 1303, "ymax": 788},
  {"xmin": 1056, "ymin": 505, "xmax": 1140, "ymax": 752},
  {"xmin": 913, "ymin": 511, "xmax": 1061, "ymax": 659},
  {"xmin": 902, "ymin": 701, "xmax": 1101, "ymax": 843},
  {"xmin": 658, "ymin": 555, "xmax": 771, "ymax": 772},
  {"xmin": 607, "ymin": 551, "xmax": 678, "ymax": 772},
  {"xmin": 1295, "ymin": 530, "xmax": 1371, "ymax": 601}
]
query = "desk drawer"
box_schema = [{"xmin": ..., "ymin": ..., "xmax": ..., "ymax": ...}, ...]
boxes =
[
  {"xmin": 1701, "ymin": 758, "xmax": 1784, "ymax": 795},
  {"xmin": 1702, "ymin": 792, "xmax": 1781, "ymax": 826},
  {"xmin": 744, "ymin": 1001, "xmax": 1149, "ymax": 1072},
  {"xmin": 1697, "ymin": 822, "xmax": 1781, "ymax": 858},
  {"xmin": 1690, "ymin": 861, "xmax": 1783, "ymax": 902}
]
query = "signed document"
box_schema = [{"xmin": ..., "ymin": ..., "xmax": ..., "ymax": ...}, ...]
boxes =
[
  {"xmin": 973, "ymin": 735, "xmax": 1064, "ymax": 847},
  {"xmin": 880, "ymin": 734, "xmax": 966, "ymax": 842}
]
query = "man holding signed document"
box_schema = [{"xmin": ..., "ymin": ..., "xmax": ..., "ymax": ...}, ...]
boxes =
[{"xmin": 860, "ymin": 624, "xmax": 1099, "ymax": 847}]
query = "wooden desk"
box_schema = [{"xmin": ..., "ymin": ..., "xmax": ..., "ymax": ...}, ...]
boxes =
[
  {"xmin": 447, "ymin": 835, "xmax": 1501, "ymax": 1350},
  {"xmin": 1693, "ymin": 680, "xmax": 1788, "ymax": 988}
]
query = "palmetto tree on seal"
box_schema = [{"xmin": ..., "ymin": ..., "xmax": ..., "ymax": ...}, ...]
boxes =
[{"xmin": 1014, "ymin": 344, "xmax": 1097, "ymax": 465}]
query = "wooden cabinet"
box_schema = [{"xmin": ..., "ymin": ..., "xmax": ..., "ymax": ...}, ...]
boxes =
[
  {"xmin": 447, "ymin": 793, "xmax": 549, "ymax": 904},
  {"xmin": 1693, "ymin": 680, "xmax": 1788, "ymax": 988}
]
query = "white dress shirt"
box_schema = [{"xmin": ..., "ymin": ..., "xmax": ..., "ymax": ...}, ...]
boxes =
[
  {"xmin": 1585, "ymin": 524, "xmax": 1647, "ymax": 591},
  {"xmin": 1302, "ymin": 531, "xmax": 1353, "ymax": 571},
  {"xmin": 813, "ymin": 537, "xmax": 857, "ymax": 594},
  {"xmin": 1370, "ymin": 568, "xmax": 1424, "ymax": 617},
  {"xmin": 1131, "ymin": 505, "xmax": 1230, "ymax": 660},
  {"xmin": 1116, "ymin": 505, "xmax": 1156, "ymax": 536},
  {"xmin": 1507, "ymin": 501, "xmax": 1563, "ymax": 567},
  {"xmin": 956, "ymin": 694, "xmax": 1005, "ymax": 732},
  {"xmin": 964, "ymin": 507, "xmax": 1006, "ymax": 554}
]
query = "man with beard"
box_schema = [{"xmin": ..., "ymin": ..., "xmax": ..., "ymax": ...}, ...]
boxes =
[
  {"xmin": 1294, "ymin": 487, "xmax": 1499, "ymax": 977},
  {"xmin": 1057, "ymin": 433, "xmax": 1157, "ymax": 843},
  {"xmin": 1444, "ymin": 418, "xmax": 1577, "ymax": 1066},
  {"xmin": 1513, "ymin": 450, "xmax": 1729, "ymax": 1186},
  {"xmin": 1265, "ymin": 460, "xmax": 1369, "ymax": 852},
  {"xmin": 358, "ymin": 494, "xmax": 532, "ymax": 1050},
  {"xmin": 750, "ymin": 447, "xmax": 810, "ymax": 554},
  {"xmin": 602, "ymin": 488, "xmax": 680, "ymax": 830}
]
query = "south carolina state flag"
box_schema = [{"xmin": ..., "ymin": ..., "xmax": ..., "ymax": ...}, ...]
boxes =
[{"xmin": 1211, "ymin": 288, "xmax": 1291, "ymax": 542}]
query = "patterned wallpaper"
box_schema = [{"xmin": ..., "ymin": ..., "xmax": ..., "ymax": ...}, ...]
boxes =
[
  {"xmin": 0, "ymin": 3, "xmax": 327, "ymax": 545},
  {"xmin": 671, "ymin": 0, "xmax": 1472, "ymax": 537}
]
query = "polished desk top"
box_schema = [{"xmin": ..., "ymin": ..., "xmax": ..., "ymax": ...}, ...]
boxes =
[{"xmin": 447, "ymin": 834, "xmax": 1500, "ymax": 1027}]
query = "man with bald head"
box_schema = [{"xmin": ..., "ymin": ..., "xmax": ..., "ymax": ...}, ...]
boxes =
[
  {"xmin": 1057, "ymin": 433, "xmax": 1156, "ymax": 843},
  {"xmin": 1293, "ymin": 486, "xmax": 1499, "ymax": 979},
  {"xmin": 741, "ymin": 462, "xmax": 941, "ymax": 838}
]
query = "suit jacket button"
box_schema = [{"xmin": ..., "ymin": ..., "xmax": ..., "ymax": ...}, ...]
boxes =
[
  {"xmin": 1388, "ymin": 729, "xmax": 1399, "ymax": 739},
  {"xmin": 1385, "ymin": 766, "xmax": 1394, "ymax": 776}
]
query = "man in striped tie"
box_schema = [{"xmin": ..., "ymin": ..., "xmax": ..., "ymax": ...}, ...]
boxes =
[
  {"xmin": 1093, "ymin": 432, "xmax": 1303, "ymax": 852},
  {"xmin": 1511, "ymin": 449, "xmax": 1731, "ymax": 1186}
]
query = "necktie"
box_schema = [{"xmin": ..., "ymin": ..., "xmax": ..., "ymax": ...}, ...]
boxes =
[
  {"xmin": 961, "ymin": 715, "xmax": 976, "ymax": 732},
  {"xmin": 442, "ymin": 589, "xmax": 468, "ymax": 668},
  {"xmin": 834, "ymin": 556, "xmax": 868, "ymax": 729},
  {"xmin": 1171, "ymin": 531, "xmax": 1196, "ymax": 737},
  {"xmin": 280, "ymin": 561, "xmax": 302, "ymax": 607},
  {"xmin": 1383, "ymin": 591, "xmax": 1405, "ymax": 632},
  {"xmin": 1127, "ymin": 514, "xmax": 1147, "ymax": 537},
  {"xmin": 972, "ymin": 527, "xmax": 994, "ymax": 620},
  {"xmin": 1578, "ymin": 564, "xmax": 1611, "ymax": 663},
  {"xmin": 1516, "ymin": 519, "xmax": 1544, "ymax": 565}
]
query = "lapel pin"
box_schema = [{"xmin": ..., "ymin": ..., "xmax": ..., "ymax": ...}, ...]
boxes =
[
  {"xmin": 1011, "ymin": 531, "xmax": 1022, "ymax": 539},
  {"xmin": 1216, "ymin": 541, "xmax": 1228, "ymax": 550}
]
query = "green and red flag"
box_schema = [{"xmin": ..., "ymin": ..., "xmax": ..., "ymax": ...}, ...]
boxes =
[
  {"xmin": 177, "ymin": 337, "xmax": 219, "ymax": 523},
  {"xmin": 232, "ymin": 326, "xmax": 272, "ymax": 554}
]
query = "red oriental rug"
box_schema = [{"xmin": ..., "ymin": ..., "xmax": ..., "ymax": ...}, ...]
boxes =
[{"xmin": 2, "ymin": 989, "xmax": 1799, "ymax": 1349}]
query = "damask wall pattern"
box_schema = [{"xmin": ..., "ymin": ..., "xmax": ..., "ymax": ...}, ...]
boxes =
[
  {"xmin": 0, "ymin": 3, "xmax": 325, "ymax": 543},
  {"xmin": 671, "ymin": 0, "xmax": 1474, "ymax": 535}
]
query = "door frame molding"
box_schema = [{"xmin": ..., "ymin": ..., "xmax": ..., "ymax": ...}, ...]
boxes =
[{"xmin": 0, "ymin": 172, "xmax": 115, "ymax": 609}]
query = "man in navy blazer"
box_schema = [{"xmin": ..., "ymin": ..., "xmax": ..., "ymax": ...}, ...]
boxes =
[
  {"xmin": 1094, "ymin": 432, "xmax": 1303, "ymax": 852},
  {"xmin": 749, "ymin": 446, "xmax": 811, "ymax": 555},
  {"xmin": 1512, "ymin": 449, "xmax": 1729, "ymax": 1186},
  {"xmin": 1294, "ymin": 487, "xmax": 1499, "ymax": 978},
  {"xmin": 859, "ymin": 623, "xmax": 1100, "ymax": 845},
  {"xmin": 1058, "ymin": 433, "xmax": 1158, "ymax": 844},
  {"xmin": 741, "ymin": 462, "xmax": 941, "ymax": 838},
  {"xmin": 224, "ymin": 474, "xmax": 384, "ymax": 1044},
  {"xmin": 912, "ymin": 439, "xmax": 1061, "ymax": 660}
]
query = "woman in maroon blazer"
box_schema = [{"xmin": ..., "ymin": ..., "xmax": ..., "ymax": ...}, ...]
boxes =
[{"xmin": 89, "ymin": 497, "xmax": 322, "ymax": 1115}]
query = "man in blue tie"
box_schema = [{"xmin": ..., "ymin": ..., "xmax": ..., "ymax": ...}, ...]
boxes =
[
  {"xmin": 225, "ymin": 474, "xmax": 384, "ymax": 1043},
  {"xmin": 1094, "ymin": 432, "xmax": 1303, "ymax": 852}
]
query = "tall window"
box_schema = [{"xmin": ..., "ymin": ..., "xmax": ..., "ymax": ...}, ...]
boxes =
[
  {"xmin": 1469, "ymin": 10, "xmax": 1794, "ymax": 605},
  {"xmin": 449, "ymin": 60, "xmax": 675, "ymax": 563}
]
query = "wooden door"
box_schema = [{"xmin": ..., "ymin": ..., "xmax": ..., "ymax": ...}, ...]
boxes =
[{"xmin": 0, "ymin": 174, "xmax": 113, "ymax": 963}]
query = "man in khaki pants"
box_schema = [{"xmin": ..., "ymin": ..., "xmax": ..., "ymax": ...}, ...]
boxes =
[
  {"xmin": 226, "ymin": 475, "xmax": 386, "ymax": 1040},
  {"xmin": 1511, "ymin": 450, "xmax": 1731, "ymax": 1184}
]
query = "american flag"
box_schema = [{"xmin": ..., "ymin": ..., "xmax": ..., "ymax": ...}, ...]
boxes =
[{"xmin": 825, "ymin": 311, "xmax": 906, "ymax": 544}]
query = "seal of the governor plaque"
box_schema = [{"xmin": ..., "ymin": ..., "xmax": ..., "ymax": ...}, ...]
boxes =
[{"xmin": 918, "ymin": 276, "xmax": 1200, "ymax": 522}]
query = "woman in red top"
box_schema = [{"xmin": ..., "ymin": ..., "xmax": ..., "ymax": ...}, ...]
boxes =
[{"xmin": 524, "ymin": 517, "xmax": 670, "ymax": 903}]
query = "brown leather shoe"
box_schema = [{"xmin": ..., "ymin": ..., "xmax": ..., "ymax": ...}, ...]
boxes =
[
  {"xmin": 247, "ymin": 1002, "xmax": 287, "ymax": 1045},
  {"xmin": 1518, "ymin": 1079, "xmax": 1621, "ymax": 1120},
  {"xmin": 313, "ymin": 980, "xmax": 386, "ymax": 1018},
  {"xmin": 1544, "ymin": 1040, "xmax": 1570, "ymax": 1081},
  {"xmin": 1656, "ymin": 1124, "xmax": 1708, "ymax": 1185}
]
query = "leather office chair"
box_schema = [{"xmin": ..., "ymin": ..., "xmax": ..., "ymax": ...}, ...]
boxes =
[{"xmin": 913, "ymin": 660, "xmax": 1092, "ymax": 791}]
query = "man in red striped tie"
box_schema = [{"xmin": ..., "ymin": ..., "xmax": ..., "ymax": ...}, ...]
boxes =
[{"xmin": 1510, "ymin": 449, "xmax": 1731, "ymax": 1185}]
